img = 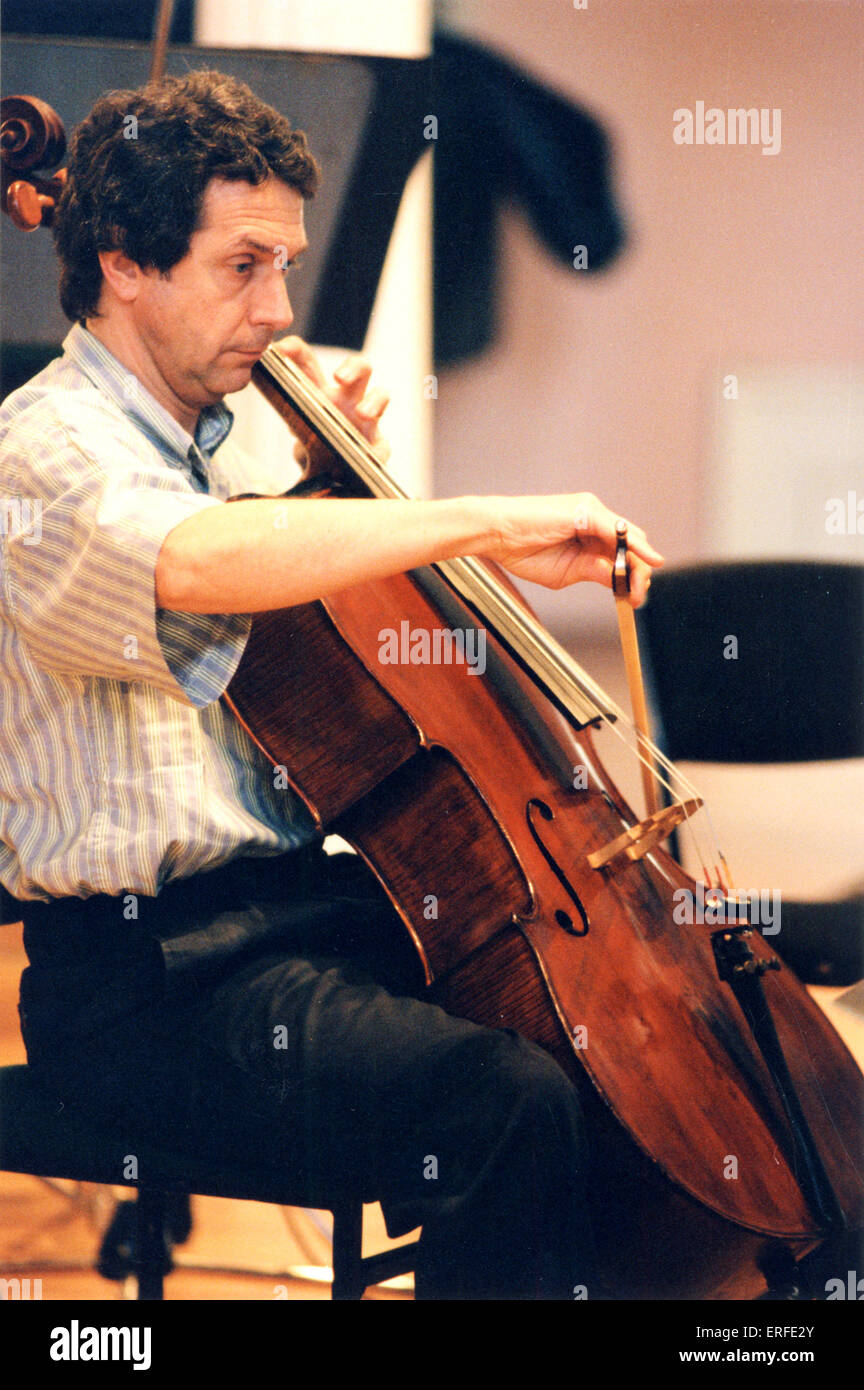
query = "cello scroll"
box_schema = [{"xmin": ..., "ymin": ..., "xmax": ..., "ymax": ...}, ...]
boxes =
[{"xmin": 1, "ymin": 95, "xmax": 67, "ymax": 231}]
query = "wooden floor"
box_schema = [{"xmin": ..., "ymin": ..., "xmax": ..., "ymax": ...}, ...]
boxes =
[{"xmin": 1, "ymin": 640, "xmax": 862, "ymax": 1301}]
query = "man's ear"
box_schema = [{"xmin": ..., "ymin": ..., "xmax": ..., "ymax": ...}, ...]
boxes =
[{"xmin": 97, "ymin": 248, "xmax": 146, "ymax": 304}]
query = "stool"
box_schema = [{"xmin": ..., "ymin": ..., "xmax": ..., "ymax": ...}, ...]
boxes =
[{"xmin": 0, "ymin": 1063, "xmax": 419, "ymax": 1299}]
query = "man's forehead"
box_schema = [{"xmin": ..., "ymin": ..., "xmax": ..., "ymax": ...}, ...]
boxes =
[{"xmin": 197, "ymin": 176, "xmax": 306, "ymax": 243}]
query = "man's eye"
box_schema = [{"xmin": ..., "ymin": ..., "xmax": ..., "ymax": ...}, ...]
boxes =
[{"xmin": 232, "ymin": 262, "xmax": 254, "ymax": 274}]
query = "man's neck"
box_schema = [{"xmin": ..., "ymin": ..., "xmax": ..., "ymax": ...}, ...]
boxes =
[{"xmin": 85, "ymin": 317, "xmax": 200, "ymax": 435}]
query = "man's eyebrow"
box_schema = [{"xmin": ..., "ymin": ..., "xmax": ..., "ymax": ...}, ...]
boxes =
[{"xmin": 225, "ymin": 236, "xmax": 308, "ymax": 259}]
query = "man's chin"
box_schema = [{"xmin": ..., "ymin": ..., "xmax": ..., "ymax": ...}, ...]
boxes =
[{"xmin": 209, "ymin": 361, "xmax": 258, "ymax": 397}]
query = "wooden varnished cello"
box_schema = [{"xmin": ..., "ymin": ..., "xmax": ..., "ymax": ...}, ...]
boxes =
[
  {"xmin": 222, "ymin": 348, "xmax": 864, "ymax": 1300},
  {"xmin": 4, "ymin": 90, "xmax": 862, "ymax": 1302}
]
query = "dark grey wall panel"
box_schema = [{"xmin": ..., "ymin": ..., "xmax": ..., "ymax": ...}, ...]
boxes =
[{"xmin": 1, "ymin": 36, "xmax": 375, "ymax": 344}]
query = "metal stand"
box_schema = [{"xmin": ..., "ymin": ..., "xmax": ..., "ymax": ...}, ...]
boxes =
[{"xmin": 712, "ymin": 924, "xmax": 846, "ymax": 1232}]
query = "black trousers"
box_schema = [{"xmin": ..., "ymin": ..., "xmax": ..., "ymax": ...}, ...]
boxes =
[{"xmin": 18, "ymin": 845, "xmax": 597, "ymax": 1299}]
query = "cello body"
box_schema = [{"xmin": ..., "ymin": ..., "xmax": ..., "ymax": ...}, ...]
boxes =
[{"xmin": 223, "ymin": 363, "xmax": 864, "ymax": 1301}]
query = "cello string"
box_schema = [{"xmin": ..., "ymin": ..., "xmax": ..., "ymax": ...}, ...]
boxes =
[{"xmin": 260, "ymin": 349, "xmax": 726, "ymax": 888}]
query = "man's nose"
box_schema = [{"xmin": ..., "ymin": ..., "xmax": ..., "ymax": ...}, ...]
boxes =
[{"xmin": 250, "ymin": 272, "xmax": 294, "ymax": 334}]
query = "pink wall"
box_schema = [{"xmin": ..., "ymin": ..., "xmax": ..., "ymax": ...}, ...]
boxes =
[{"xmin": 435, "ymin": 0, "xmax": 864, "ymax": 636}]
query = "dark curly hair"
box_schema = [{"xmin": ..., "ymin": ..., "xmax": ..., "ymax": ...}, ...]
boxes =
[{"xmin": 53, "ymin": 69, "xmax": 320, "ymax": 324}]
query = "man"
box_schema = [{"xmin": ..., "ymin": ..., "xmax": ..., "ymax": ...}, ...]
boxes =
[{"xmin": 0, "ymin": 70, "xmax": 662, "ymax": 1299}]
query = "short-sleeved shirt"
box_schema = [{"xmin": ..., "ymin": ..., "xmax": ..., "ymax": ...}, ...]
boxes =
[{"xmin": 0, "ymin": 323, "xmax": 317, "ymax": 902}]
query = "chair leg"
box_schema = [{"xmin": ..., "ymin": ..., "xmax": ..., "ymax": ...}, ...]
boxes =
[
  {"xmin": 134, "ymin": 1187, "xmax": 166, "ymax": 1300},
  {"xmin": 331, "ymin": 1202, "xmax": 366, "ymax": 1301}
]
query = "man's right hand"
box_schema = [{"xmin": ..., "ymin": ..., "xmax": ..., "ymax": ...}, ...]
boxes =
[{"xmin": 481, "ymin": 493, "xmax": 663, "ymax": 607}]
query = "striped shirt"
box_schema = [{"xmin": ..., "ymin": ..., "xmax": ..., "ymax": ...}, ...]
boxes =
[{"xmin": 0, "ymin": 323, "xmax": 316, "ymax": 903}]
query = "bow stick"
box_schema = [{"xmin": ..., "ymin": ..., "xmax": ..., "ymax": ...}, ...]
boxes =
[{"xmin": 612, "ymin": 520, "xmax": 660, "ymax": 818}]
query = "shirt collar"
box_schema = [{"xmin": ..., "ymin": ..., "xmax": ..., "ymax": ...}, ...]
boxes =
[{"xmin": 62, "ymin": 323, "xmax": 234, "ymax": 471}]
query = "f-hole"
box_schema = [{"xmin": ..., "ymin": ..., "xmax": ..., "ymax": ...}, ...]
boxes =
[{"xmin": 526, "ymin": 799, "xmax": 590, "ymax": 937}]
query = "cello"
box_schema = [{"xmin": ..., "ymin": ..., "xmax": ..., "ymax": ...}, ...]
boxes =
[{"xmin": 221, "ymin": 346, "xmax": 864, "ymax": 1300}]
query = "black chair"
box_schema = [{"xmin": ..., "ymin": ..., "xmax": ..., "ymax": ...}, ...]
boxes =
[
  {"xmin": 0, "ymin": 894, "xmax": 419, "ymax": 1300},
  {"xmin": 0, "ymin": 1060, "xmax": 418, "ymax": 1299},
  {"xmin": 636, "ymin": 559, "xmax": 864, "ymax": 985}
]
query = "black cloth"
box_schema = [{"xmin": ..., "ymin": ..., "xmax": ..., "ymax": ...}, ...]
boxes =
[
  {"xmin": 432, "ymin": 31, "xmax": 626, "ymax": 365},
  {"xmin": 309, "ymin": 32, "xmax": 626, "ymax": 366},
  {"xmin": 18, "ymin": 846, "xmax": 597, "ymax": 1299}
]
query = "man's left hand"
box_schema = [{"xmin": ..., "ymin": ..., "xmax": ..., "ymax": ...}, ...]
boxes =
[{"xmin": 273, "ymin": 336, "xmax": 391, "ymax": 469}]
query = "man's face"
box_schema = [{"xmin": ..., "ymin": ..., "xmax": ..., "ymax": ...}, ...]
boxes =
[{"xmin": 127, "ymin": 176, "xmax": 307, "ymax": 417}]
